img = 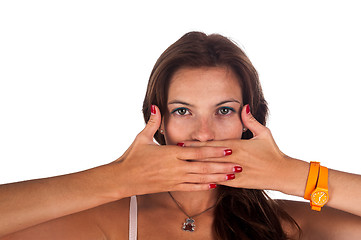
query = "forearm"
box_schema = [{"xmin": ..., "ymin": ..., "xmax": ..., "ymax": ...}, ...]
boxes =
[
  {"xmin": 327, "ymin": 169, "xmax": 361, "ymax": 217},
  {"xmin": 0, "ymin": 163, "xmax": 125, "ymax": 237},
  {"xmin": 280, "ymin": 158, "xmax": 361, "ymax": 217},
  {"xmin": 277, "ymin": 157, "xmax": 309, "ymax": 198}
]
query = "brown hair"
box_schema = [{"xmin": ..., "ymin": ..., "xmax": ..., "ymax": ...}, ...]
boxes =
[{"xmin": 142, "ymin": 32, "xmax": 300, "ymax": 239}]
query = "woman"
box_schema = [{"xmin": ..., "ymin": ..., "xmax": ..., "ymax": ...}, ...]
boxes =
[{"xmin": 1, "ymin": 32, "xmax": 361, "ymax": 239}]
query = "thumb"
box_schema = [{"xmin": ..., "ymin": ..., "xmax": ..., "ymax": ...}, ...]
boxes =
[
  {"xmin": 139, "ymin": 105, "xmax": 162, "ymax": 142},
  {"xmin": 241, "ymin": 104, "xmax": 267, "ymax": 137}
]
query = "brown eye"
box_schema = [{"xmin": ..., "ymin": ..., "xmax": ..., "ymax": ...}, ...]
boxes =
[
  {"xmin": 172, "ymin": 107, "xmax": 189, "ymax": 115},
  {"xmin": 218, "ymin": 107, "xmax": 235, "ymax": 115},
  {"xmin": 177, "ymin": 108, "xmax": 187, "ymax": 115},
  {"xmin": 220, "ymin": 108, "xmax": 229, "ymax": 114}
]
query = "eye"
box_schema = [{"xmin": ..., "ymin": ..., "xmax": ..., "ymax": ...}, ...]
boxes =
[
  {"xmin": 217, "ymin": 107, "xmax": 235, "ymax": 115},
  {"xmin": 171, "ymin": 107, "xmax": 190, "ymax": 116}
]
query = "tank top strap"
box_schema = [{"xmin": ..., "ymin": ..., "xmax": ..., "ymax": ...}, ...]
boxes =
[{"xmin": 129, "ymin": 195, "xmax": 137, "ymax": 240}]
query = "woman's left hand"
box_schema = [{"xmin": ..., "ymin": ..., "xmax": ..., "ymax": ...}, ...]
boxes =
[{"xmin": 182, "ymin": 105, "xmax": 309, "ymax": 197}]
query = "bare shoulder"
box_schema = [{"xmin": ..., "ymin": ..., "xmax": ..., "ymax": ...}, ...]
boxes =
[
  {"xmin": 276, "ymin": 199, "xmax": 361, "ymax": 239},
  {"xmin": 2, "ymin": 197, "xmax": 131, "ymax": 240}
]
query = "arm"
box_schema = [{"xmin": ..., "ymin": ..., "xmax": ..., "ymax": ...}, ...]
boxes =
[
  {"xmin": 0, "ymin": 164, "xmax": 122, "ymax": 237},
  {"xmin": 183, "ymin": 105, "xmax": 361, "ymax": 217},
  {"xmin": 0, "ymin": 105, "xmax": 236, "ymax": 237},
  {"xmin": 328, "ymin": 169, "xmax": 361, "ymax": 216},
  {"xmin": 280, "ymin": 200, "xmax": 361, "ymax": 239},
  {"xmin": 281, "ymin": 159, "xmax": 361, "ymax": 217},
  {"xmin": 0, "ymin": 198, "xmax": 130, "ymax": 240}
]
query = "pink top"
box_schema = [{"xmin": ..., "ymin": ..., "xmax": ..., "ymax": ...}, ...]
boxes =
[{"xmin": 129, "ymin": 196, "xmax": 137, "ymax": 240}]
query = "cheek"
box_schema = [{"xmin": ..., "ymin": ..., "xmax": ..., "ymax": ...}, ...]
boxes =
[
  {"xmin": 215, "ymin": 119, "xmax": 244, "ymax": 139},
  {"xmin": 163, "ymin": 116, "xmax": 244, "ymax": 143},
  {"xmin": 163, "ymin": 117, "xmax": 191, "ymax": 144}
]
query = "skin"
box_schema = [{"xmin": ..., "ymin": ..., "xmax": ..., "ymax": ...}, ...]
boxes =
[
  {"xmin": 158, "ymin": 66, "xmax": 245, "ymax": 214},
  {"xmin": 162, "ymin": 66, "xmax": 245, "ymax": 144},
  {"xmin": 1, "ymin": 66, "xmax": 361, "ymax": 239},
  {"xmin": 139, "ymin": 66, "xmax": 246, "ymax": 239}
]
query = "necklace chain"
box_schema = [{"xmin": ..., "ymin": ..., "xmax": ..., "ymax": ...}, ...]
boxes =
[{"xmin": 167, "ymin": 192, "xmax": 216, "ymax": 219}]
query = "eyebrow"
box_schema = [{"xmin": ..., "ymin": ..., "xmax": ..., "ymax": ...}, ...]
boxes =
[
  {"xmin": 168, "ymin": 98, "xmax": 241, "ymax": 107},
  {"xmin": 168, "ymin": 100, "xmax": 194, "ymax": 107},
  {"xmin": 216, "ymin": 99, "xmax": 241, "ymax": 106}
]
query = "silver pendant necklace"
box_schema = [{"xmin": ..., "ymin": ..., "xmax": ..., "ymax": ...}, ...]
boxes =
[{"xmin": 168, "ymin": 192, "xmax": 216, "ymax": 232}]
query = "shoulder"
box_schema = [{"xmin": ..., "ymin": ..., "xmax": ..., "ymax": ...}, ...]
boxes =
[
  {"xmin": 89, "ymin": 197, "xmax": 131, "ymax": 238},
  {"xmin": 276, "ymin": 199, "xmax": 361, "ymax": 239},
  {"xmin": 2, "ymin": 197, "xmax": 132, "ymax": 240}
]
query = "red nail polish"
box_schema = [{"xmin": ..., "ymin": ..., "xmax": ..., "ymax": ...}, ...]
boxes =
[
  {"xmin": 233, "ymin": 166, "xmax": 242, "ymax": 173},
  {"xmin": 246, "ymin": 104, "xmax": 250, "ymax": 114},
  {"xmin": 224, "ymin": 149, "xmax": 232, "ymax": 156},
  {"xmin": 226, "ymin": 174, "xmax": 235, "ymax": 180},
  {"xmin": 151, "ymin": 105, "xmax": 156, "ymax": 115},
  {"xmin": 177, "ymin": 142, "xmax": 185, "ymax": 147},
  {"xmin": 209, "ymin": 184, "xmax": 217, "ymax": 189}
]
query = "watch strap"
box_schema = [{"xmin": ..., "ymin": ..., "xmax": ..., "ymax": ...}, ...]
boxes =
[
  {"xmin": 310, "ymin": 165, "xmax": 329, "ymax": 211},
  {"xmin": 317, "ymin": 166, "xmax": 328, "ymax": 189},
  {"xmin": 304, "ymin": 162, "xmax": 320, "ymax": 200}
]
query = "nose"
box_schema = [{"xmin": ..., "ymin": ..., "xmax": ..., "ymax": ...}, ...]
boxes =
[{"xmin": 191, "ymin": 118, "xmax": 215, "ymax": 142}]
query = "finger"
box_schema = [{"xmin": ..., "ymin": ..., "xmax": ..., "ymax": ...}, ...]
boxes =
[
  {"xmin": 181, "ymin": 140, "xmax": 233, "ymax": 148},
  {"xmin": 177, "ymin": 146, "xmax": 232, "ymax": 160},
  {"xmin": 241, "ymin": 104, "xmax": 267, "ymax": 137},
  {"xmin": 184, "ymin": 173, "xmax": 236, "ymax": 184},
  {"xmin": 185, "ymin": 161, "xmax": 241, "ymax": 174},
  {"xmin": 173, "ymin": 183, "xmax": 218, "ymax": 192},
  {"xmin": 138, "ymin": 105, "xmax": 162, "ymax": 143}
]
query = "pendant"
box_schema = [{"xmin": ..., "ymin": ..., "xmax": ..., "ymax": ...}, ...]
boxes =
[{"xmin": 182, "ymin": 218, "xmax": 195, "ymax": 232}]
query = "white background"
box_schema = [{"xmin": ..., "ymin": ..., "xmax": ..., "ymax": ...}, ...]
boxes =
[{"xmin": 1, "ymin": 1, "xmax": 360, "ymax": 201}]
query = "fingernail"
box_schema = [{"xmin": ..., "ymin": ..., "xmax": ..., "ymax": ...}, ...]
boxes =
[
  {"xmin": 209, "ymin": 184, "xmax": 217, "ymax": 189},
  {"xmin": 246, "ymin": 104, "xmax": 250, "ymax": 114},
  {"xmin": 177, "ymin": 142, "xmax": 185, "ymax": 147},
  {"xmin": 233, "ymin": 166, "xmax": 242, "ymax": 173},
  {"xmin": 151, "ymin": 105, "xmax": 156, "ymax": 115},
  {"xmin": 226, "ymin": 174, "xmax": 235, "ymax": 180},
  {"xmin": 224, "ymin": 149, "xmax": 232, "ymax": 156}
]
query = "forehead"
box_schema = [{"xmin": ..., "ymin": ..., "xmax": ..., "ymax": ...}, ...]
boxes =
[{"xmin": 168, "ymin": 67, "xmax": 242, "ymax": 104}]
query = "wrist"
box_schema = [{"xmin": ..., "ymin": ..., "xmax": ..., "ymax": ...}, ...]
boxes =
[
  {"xmin": 277, "ymin": 157, "xmax": 309, "ymax": 197},
  {"xmin": 93, "ymin": 162, "xmax": 131, "ymax": 201}
]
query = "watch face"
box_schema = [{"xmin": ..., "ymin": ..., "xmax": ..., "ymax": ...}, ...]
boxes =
[{"xmin": 311, "ymin": 191, "xmax": 328, "ymax": 205}]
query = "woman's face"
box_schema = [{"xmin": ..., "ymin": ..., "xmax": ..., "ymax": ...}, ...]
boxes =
[{"xmin": 161, "ymin": 67, "xmax": 244, "ymax": 144}]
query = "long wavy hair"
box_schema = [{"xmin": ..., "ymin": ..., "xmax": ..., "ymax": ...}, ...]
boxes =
[{"xmin": 142, "ymin": 31, "xmax": 300, "ymax": 239}]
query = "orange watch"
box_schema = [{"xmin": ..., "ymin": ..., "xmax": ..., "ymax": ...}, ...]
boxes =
[
  {"xmin": 310, "ymin": 166, "xmax": 329, "ymax": 211},
  {"xmin": 304, "ymin": 162, "xmax": 320, "ymax": 200}
]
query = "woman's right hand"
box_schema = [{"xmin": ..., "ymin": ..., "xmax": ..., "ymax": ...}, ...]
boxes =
[
  {"xmin": 110, "ymin": 105, "xmax": 239, "ymax": 198},
  {"xmin": 0, "ymin": 105, "xmax": 237, "ymax": 237}
]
